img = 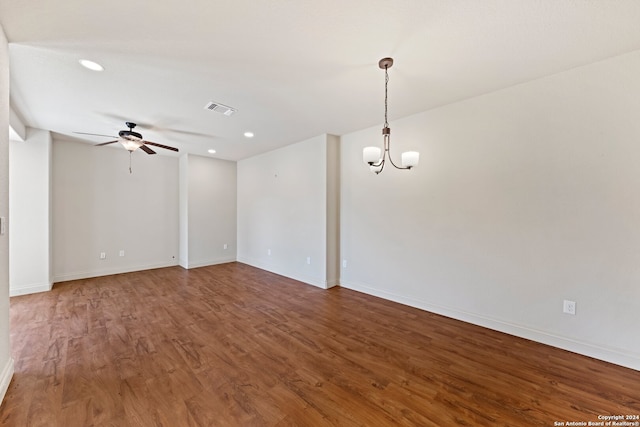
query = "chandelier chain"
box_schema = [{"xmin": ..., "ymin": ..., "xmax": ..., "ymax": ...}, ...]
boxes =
[{"xmin": 384, "ymin": 66, "xmax": 389, "ymax": 128}]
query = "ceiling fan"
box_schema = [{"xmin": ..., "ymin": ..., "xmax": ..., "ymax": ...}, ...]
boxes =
[
  {"xmin": 75, "ymin": 122, "xmax": 179, "ymax": 173},
  {"xmin": 76, "ymin": 121, "xmax": 179, "ymax": 154}
]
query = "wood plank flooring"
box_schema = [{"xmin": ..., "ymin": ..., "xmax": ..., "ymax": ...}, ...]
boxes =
[{"xmin": 1, "ymin": 262, "xmax": 638, "ymax": 426}]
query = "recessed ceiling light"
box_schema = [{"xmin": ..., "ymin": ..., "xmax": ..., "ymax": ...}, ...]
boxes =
[
  {"xmin": 208, "ymin": 149, "xmax": 216, "ymax": 154},
  {"xmin": 244, "ymin": 131, "xmax": 254, "ymax": 138},
  {"xmin": 79, "ymin": 59, "xmax": 104, "ymax": 71}
]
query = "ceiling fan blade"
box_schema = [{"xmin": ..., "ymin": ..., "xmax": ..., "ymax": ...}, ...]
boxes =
[
  {"xmin": 144, "ymin": 140, "xmax": 179, "ymax": 152},
  {"xmin": 140, "ymin": 144, "xmax": 156, "ymax": 155},
  {"xmin": 75, "ymin": 132, "xmax": 118, "ymax": 138},
  {"xmin": 95, "ymin": 140, "xmax": 118, "ymax": 146}
]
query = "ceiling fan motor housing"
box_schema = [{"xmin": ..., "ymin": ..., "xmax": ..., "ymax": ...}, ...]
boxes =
[{"xmin": 119, "ymin": 130, "xmax": 143, "ymax": 140}]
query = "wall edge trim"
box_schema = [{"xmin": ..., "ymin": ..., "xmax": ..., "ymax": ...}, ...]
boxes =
[
  {"xmin": 0, "ymin": 357, "xmax": 14, "ymax": 406},
  {"xmin": 9, "ymin": 282, "xmax": 53, "ymax": 297}
]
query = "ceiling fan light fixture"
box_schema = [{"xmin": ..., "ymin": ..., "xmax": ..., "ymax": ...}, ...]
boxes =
[
  {"xmin": 244, "ymin": 131, "xmax": 254, "ymax": 138},
  {"xmin": 120, "ymin": 139, "xmax": 143, "ymax": 152},
  {"xmin": 79, "ymin": 59, "xmax": 104, "ymax": 71}
]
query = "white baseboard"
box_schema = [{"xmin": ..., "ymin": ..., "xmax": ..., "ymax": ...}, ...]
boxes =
[
  {"xmin": 340, "ymin": 280, "xmax": 640, "ymax": 372},
  {"xmin": 0, "ymin": 357, "xmax": 14, "ymax": 406},
  {"xmin": 185, "ymin": 256, "xmax": 236, "ymax": 270},
  {"xmin": 237, "ymin": 257, "xmax": 328, "ymax": 289},
  {"xmin": 325, "ymin": 278, "xmax": 339, "ymax": 289},
  {"xmin": 53, "ymin": 261, "xmax": 179, "ymax": 283},
  {"xmin": 10, "ymin": 281, "xmax": 53, "ymax": 297}
]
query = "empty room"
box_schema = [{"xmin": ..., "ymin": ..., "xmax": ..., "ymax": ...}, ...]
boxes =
[{"xmin": 1, "ymin": 1, "xmax": 639, "ymax": 426}]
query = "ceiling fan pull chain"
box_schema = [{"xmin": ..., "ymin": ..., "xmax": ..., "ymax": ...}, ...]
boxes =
[{"xmin": 129, "ymin": 151, "xmax": 133, "ymax": 174}]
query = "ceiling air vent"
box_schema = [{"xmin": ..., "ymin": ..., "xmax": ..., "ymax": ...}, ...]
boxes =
[{"xmin": 204, "ymin": 101, "xmax": 236, "ymax": 116}]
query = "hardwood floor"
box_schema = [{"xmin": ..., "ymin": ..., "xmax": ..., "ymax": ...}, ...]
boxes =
[{"xmin": 1, "ymin": 262, "xmax": 638, "ymax": 426}]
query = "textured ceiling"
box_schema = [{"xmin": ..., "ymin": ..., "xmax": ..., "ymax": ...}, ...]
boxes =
[{"xmin": 2, "ymin": 1, "xmax": 640, "ymax": 160}]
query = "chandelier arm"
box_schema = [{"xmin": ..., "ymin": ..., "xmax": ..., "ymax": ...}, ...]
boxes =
[
  {"xmin": 387, "ymin": 155, "xmax": 409, "ymax": 170},
  {"xmin": 368, "ymin": 154, "xmax": 386, "ymax": 174},
  {"xmin": 387, "ymin": 151, "xmax": 409, "ymax": 170},
  {"xmin": 384, "ymin": 133, "xmax": 410, "ymax": 170}
]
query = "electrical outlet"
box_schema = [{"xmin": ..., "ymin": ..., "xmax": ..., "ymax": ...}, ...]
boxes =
[
  {"xmin": 267, "ymin": 249, "xmax": 271, "ymax": 256},
  {"xmin": 100, "ymin": 252, "xmax": 106, "ymax": 260},
  {"xmin": 306, "ymin": 256, "xmax": 311, "ymax": 265},
  {"xmin": 119, "ymin": 250, "xmax": 125, "ymax": 257},
  {"xmin": 223, "ymin": 244, "xmax": 228, "ymax": 250},
  {"xmin": 563, "ymin": 300, "xmax": 576, "ymax": 315},
  {"xmin": 342, "ymin": 260, "xmax": 347, "ymax": 268}
]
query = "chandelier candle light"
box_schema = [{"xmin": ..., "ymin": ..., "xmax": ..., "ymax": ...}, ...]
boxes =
[{"xmin": 363, "ymin": 58, "xmax": 419, "ymax": 174}]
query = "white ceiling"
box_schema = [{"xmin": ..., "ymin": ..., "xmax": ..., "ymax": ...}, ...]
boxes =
[{"xmin": 2, "ymin": 1, "xmax": 640, "ymax": 160}]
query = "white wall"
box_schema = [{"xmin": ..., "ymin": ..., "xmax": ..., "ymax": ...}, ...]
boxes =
[
  {"xmin": 182, "ymin": 154, "xmax": 237, "ymax": 268},
  {"xmin": 0, "ymin": 23, "xmax": 14, "ymax": 406},
  {"xmin": 237, "ymin": 134, "xmax": 339, "ymax": 288},
  {"xmin": 9, "ymin": 128, "xmax": 52, "ymax": 296},
  {"xmin": 340, "ymin": 51, "xmax": 640, "ymax": 370},
  {"xmin": 52, "ymin": 139, "xmax": 179, "ymax": 281}
]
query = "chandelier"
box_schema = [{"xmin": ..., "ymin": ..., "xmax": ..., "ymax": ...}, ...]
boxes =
[{"xmin": 363, "ymin": 58, "xmax": 419, "ymax": 174}]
